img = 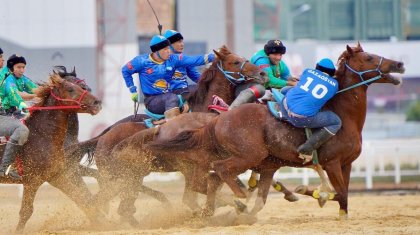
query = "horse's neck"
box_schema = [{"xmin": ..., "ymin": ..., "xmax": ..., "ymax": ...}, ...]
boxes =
[
  {"xmin": 330, "ymin": 73, "xmax": 368, "ymax": 133},
  {"xmin": 27, "ymin": 99, "xmax": 71, "ymax": 146},
  {"xmin": 191, "ymin": 69, "xmax": 234, "ymax": 112}
]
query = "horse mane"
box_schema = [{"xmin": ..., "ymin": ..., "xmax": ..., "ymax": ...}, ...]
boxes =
[
  {"xmin": 32, "ymin": 73, "xmax": 64, "ymax": 107},
  {"xmin": 185, "ymin": 45, "xmax": 232, "ymax": 105},
  {"xmin": 336, "ymin": 44, "xmax": 364, "ymax": 78}
]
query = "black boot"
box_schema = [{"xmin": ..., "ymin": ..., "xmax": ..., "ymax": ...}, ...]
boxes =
[
  {"xmin": 297, "ymin": 128, "xmax": 334, "ymax": 163},
  {"xmin": 0, "ymin": 140, "xmax": 23, "ymax": 180}
]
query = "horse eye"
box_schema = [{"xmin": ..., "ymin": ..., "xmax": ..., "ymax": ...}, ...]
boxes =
[
  {"xmin": 234, "ymin": 61, "xmax": 241, "ymax": 65},
  {"xmin": 67, "ymin": 86, "xmax": 75, "ymax": 92}
]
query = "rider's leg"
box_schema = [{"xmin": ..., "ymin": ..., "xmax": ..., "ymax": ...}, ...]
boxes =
[
  {"xmin": 0, "ymin": 117, "xmax": 29, "ymax": 180},
  {"xmin": 296, "ymin": 111, "xmax": 342, "ymax": 160},
  {"xmin": 229, "ymin": 83, "xmax": 266, "ymax": 110}
]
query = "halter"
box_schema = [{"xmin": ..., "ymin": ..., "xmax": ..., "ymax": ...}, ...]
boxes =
[
  {"xmin": 337, "ymin": 57, "xmax": 384, "ymax": 94},
  {"xmin": 217, "ymin": 60, "xmax": 251, "ymax": 85},
  {"xmin": 28, "ymin": 87, "xmax": 88, "ymax": 113}
]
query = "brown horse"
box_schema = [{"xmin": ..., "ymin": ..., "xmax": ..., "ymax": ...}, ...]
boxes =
[
  {"xmin": 0, "ymin": 73, "xmax": 103, "ymax": 232},
  {"xmin": 148, "ymin": 43, "xmax": 405, "ymax": 218},
  {"xmin": 89, "ymin": 45, "xmax": 269, "ymax": 226}
]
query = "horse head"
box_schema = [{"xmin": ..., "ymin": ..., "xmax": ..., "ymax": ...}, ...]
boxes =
[
  {"xmin": 33, "ymin": 73, "xmax": 102, "ymax": 115},
  {"xmin": 336, "ymin": 42, "xmax": 405, "ymax": 89},
  {"xmin": 53, "ymin": 65, "xmax": 92, "ymax": 91},
  {"xmin": 213, "ymin": 45, "xmax": 268, "ymax": 85}
]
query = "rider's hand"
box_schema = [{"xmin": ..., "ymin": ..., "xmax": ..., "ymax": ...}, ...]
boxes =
[
  {"xmin": 287, "ymin": 76, "xmax": 300, "ymax": 87},
  {"xmin": 131, "ymin": 92, "xmax": 139, "ymax": 102},
  {"xmin": 18, "ymin": 102, "xmax": 28, "ymax": 113}
]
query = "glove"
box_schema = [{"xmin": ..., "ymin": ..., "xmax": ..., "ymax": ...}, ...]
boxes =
[
  {"xmin": 131, "ymin": 92, "xmax": 139, "ymax": 102},
  {"xmin": 18, "ymin": 102, "xmax": 28, "ymax": 113}
]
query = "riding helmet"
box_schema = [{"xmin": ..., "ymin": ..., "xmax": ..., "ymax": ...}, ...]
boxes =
[
  {"xmin": 7, "ymin": 54, "xmax": 26, "ymax": 70},
  {"xmin": 149, "ymin": 35, "xmax": 170, "ymax": 52},
  {"xmin": 163, "ymin": 30, "xmax": 184, "ymax": 44},
  {"xmin": 0, "ymin": 47, "xmax": 3, "ymax": 55},
  {"xmin": 316, "ymin": 58, "xmax": 336, "ymax": 77},
  {"xmin": 264, "ymin": 39, "xmax": 286, "ymax": 55}
]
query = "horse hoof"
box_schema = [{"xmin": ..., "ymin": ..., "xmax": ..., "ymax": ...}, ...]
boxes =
[
  {"xmin": 338, "ymin": 209, "xmax": 349, "ymax": 220},
  {"xmin": 284, "ymin": 193, "xmax": 299, "ymax": 202},
  {"xmin": 234, "ymin": 199, "xmax": 248, "ymax": 214},
  {"xmin": 294, "ymin": 185, "xmax": 308, "ymax": 194},
  {"xmin": 200, "ymin": 208, "xmax": 215, "ymax": 217},
  {"xmin": 317, "ymin": 192, "xmax": 329, "ymax": 208}
]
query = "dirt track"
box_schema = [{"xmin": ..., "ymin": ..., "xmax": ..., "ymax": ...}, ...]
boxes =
[{"xmin": 0, "ymin": 180, "xmax": 419, "ymax": 235}]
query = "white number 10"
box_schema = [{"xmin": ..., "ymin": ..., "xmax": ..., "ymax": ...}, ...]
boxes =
[{"xmin": 299, "ymin": 77, "xmax": 328, "ymax": 99}]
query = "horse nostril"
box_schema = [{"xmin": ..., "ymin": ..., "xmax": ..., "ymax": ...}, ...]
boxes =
[
  {"xmin": 93, "ymin": 100, "xmax": 102, "ymax": 106},
  {"xmin": 260, "ymin": 71, "xmax": 266, "ymax": 77},
  {"xmin": 397, "ymin": 62, "xmax": 404, "ymax": 69}
]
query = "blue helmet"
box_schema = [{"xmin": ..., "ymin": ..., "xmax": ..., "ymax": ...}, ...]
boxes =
[
  {"xmin": 316, "ymin": 58, "xmax": 336, "ymax": 77},
  {"xmin": 163, "ymin": 30, "xmax": 183, "ymax": 44},
  {"xmin": 149, "ymin": 35, "xmax": 170, "ymax": 52}
]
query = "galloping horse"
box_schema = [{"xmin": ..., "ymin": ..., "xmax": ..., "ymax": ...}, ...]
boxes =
[
  {"xmin": 148, "ymin": 43, "xmax": 405, "ymax": 218},
  {"xmin": 89, "ymin": 45, "xmax": 268, "ymax": 226},
  {"xmin": 0, "ymin": 73, "xmax": 103, "ymax": 232}
]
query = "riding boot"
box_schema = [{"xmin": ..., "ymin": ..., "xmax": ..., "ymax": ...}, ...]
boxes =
[
  {"xmin": 0, "ymin": 140, "xmax": 23, "ymax": 180},
  {"xmin": 164, "ymin": 107, "xmax": 181, "ymax": 121},
  {"xmin": 297, "ymin": 128, "xmax": 334, "ymax": 163},
  {"xmin": 229, "ymin": 89, "xmax": 257, "ymax": 111}
]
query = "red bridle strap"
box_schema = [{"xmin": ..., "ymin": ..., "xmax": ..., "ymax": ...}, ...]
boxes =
[{"xmin": 28, "ymin": 89, "xmax": 88, "ymax": 113}]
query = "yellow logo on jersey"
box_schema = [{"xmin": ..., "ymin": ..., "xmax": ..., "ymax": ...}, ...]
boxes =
[{"xmin": 153, "ymin": 79, "xmax": 169, "ymax": 90}]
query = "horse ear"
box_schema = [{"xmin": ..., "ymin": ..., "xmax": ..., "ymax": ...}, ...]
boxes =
[
  {"xmin": 71, "ymin": 66, "xmax": 77, "ymax": 76},
  {"xmin": 356, "ymin": 41, "xmax": 363, "ymax": 52},
  {"xmin": 213, "ymin": 49, "xmax": 225, "ymax": 60},
  {"xmin": 346, "ymin": 45, "xmax": 354, "ymax": 55}
]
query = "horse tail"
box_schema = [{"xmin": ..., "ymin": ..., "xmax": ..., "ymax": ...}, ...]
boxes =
[
  {"xmin": 148, "ymin": 118, "xmax": 218, "ymax": 153},
  {"xmin": 65, "ymin": 137, "xmax": 100, "ymax": 166}
]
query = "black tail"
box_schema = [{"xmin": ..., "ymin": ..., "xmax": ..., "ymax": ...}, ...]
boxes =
[{"xmin": 65, "ymin": 137, "xmax": 99, "ymax": 166}]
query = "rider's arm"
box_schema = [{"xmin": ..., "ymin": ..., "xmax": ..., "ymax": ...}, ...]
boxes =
[
  {"xmin": 20, "ymin": 76, "xmax": 38, "ymax": 100},
  {"xmin": 4, "ymin": 77, "xmax": 24, "ymax": 107},
  {"xmin": 121, "ymin": 57, "xmax": 141, "ymax": 93},
  {"xmin": 254, "ymin": 58, "xmax": 287, "ymax": 89},
  {"xmin": 173, "ymin": 53, "xmax": 215, "ymax": 68},
  {"xmin": 186, "ymin": 66, "xmax": 201, "ymax": 83}
]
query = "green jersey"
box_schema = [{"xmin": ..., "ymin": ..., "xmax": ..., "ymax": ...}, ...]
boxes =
[
  {"xmin": 0, "ymin": 73, "xmax": 38, "ymax": 110},
  {"xmin": 250, "ymin": 49, "xmax": 291, "ymax": 88}
]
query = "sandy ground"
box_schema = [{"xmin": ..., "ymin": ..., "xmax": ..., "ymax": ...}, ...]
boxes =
[{"xmin": 0, "ymin": 180, "xmax": 419, "ymax": 235}]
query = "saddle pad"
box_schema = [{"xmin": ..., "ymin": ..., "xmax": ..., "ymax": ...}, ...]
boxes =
[
  {"xmin": 267, "ymin": 101, "xmax": 282, "ymax": 119},
  {"xmin": 271, "ymin": 88, "xmax": 285, "ymax": 103}
]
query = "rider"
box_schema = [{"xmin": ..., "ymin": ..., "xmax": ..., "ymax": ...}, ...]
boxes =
[
  {"xmin": 0, "ymin": 54, "xmax": 37, "ymax": 180},
  {"xmin": 227, "ymin": 39, "xmax": 293, "ymax": 110},
  {"xmin": 163, "ymin": 29, "xmax": 201, "ymax": 99},
  {"xmin": 122, "ymin": 35, "xmax": 214, "ymax": 120},
  {"xmin": 279, "ymin": 58, "xmax": 341, "ymax": 163},
  {"xmin": 0, "ymin": 47, "xmax": 7, "ymax": 81}
]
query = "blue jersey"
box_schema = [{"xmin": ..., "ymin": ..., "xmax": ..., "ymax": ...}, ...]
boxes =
[
  {"xmin": 285, "ymin": 69, "xmax": 338, "ymax": 117},
  {"xmin": 122, "ymin": 53, "xmax": 213, "ymax": 96},
  {"xmin": 169, "ymin": 53, "xmax": 201, "ymax": 90}
]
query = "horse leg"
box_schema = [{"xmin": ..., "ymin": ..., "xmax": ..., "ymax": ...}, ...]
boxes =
[
  {"xmin": 249, "ymin": 169, "xmax": 275, "ymax": 216},
  {"xmin": 181, "ymin": 168, "xmax": 200, "ymax": 212},
  {"xmin": 308, "ymin": 164, "xmax": 334, "ymax": 207},
  {"xmin": 212, "ymin": 155, "xmax": 265, "ymax": 198},
  {"xmin": 324, "ymin": 162, "xmax": 349, "ymax": 219},
  {"xmin": 201, "ymin": 172, "xmax": 224, "ymax": 217},
  {"xmin": 16, "ymin": 180, "xmax": 43, "ymax": 233},
  {"xmin": 271, "ymin": 180, "xmax": 299, "ymax": 202},
  {"xmin": 117, "ymin": 176, "xmax": 144, "ymax": 228},
  {"xmin": 48, "ymin": 173, "xmax": 107, "ymax": 226}
]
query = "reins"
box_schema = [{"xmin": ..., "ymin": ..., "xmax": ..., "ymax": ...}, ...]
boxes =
[{"xmin": 28, "ymin": 89, "xmax": 88, "ymax": 113}]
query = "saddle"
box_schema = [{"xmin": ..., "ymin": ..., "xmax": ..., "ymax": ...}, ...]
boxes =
[{"xmin": 143, "ymin": 95, "xmax": 190, "ymax": 128}]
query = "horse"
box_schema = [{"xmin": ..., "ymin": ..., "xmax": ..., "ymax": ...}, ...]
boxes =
[
  {"xmin": 147, "ymin": 43, "xmax": 405, "ymax": 218},
  {"xmin": 89, "ymin": 45, "xmax": 270, "ymax": 226},
  {"xmin": 0, "ymin": 73, "xmax": 103, "ymax": 232}
]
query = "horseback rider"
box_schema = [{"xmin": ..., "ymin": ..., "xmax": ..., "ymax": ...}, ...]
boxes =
[
  {"xmin": 226, "ymin": 39, "xmax": 293, "ymax": 110},
  {"xmin": 279, "ymin": 58, "xmax": 342, "ymax": 163},
  {"xmin": 122, "ymin": 35, "xmax": 214, "ymax": 120},
  {"xmin": 0, "ymin": 54, "xmax": 38, "ymax": 180},
  {"xmin": 163, "ymin": 29, "xmax": 201, "ymax": 99}
]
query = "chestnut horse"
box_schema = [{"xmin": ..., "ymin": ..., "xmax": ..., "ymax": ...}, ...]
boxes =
[
  {"xmin": 148, "ymin": 43, "xmax": 405, "ymax": 218},
  {"xmin": 89, "ymin": 45, "xmax": 269, "ymax": 226},
  {"xmin": 0, "ymin": 73, "xmax": 103, "ymax": 232}
]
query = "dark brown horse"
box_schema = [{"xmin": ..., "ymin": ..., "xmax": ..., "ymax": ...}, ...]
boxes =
[
  {"xmin": 148, "ymin": 43, "xmax": 405, "ymax": 218},
  {"xmin": 0, "ymin": 73, "xmax": 103, "ymax": 232},
  {"xmin": 90, "ymin": 45, "xmax": 269, "ymax": 226}
]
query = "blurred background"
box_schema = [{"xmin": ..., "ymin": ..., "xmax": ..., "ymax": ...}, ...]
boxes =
[{"xmin": 0, "ymin": 0, "xmax": 419, "ymax": 189}]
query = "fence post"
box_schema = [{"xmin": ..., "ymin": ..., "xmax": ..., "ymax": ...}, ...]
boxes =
[
  {"xmin": 394, "ymin": 147, "xmax": 401, "ymax": 184},
  {"xmin": 365, "ymin": 141, "xmax": 373, "ymax": 189},
  {"xmin": 302, "ymin": 168, "xmax": 309, "ymax": 185}
]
